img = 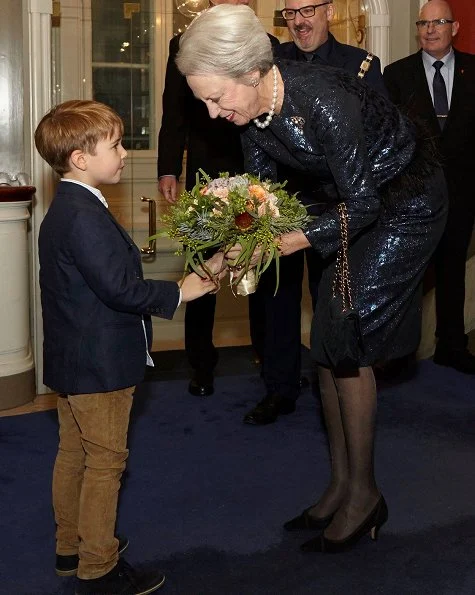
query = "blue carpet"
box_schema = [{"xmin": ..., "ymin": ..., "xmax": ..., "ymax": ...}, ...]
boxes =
[{"xmin": 0, "ymin": 355, "xmax": 474, "ymax": 595}]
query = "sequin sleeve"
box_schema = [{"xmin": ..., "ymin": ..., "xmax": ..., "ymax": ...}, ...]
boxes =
[
  {"xmin": 241, "ymin": 133, "xmax": 278, "ymax": 182},
  {"xmin": 303, "ymin": 92, "xmax": 381, "ymax": 259}
]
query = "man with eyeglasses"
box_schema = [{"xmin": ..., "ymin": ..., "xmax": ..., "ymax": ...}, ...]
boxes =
[
  {"xmin": 276, "ymin": 0, "xmax": 385, "ymax": 94},
  {"xmin": 384, "ymin": 0, "xmax": 475, "ymax": 375},
  {"xmin": 242, "ymin": 0, "xmax": 388, "ymax": 426}
]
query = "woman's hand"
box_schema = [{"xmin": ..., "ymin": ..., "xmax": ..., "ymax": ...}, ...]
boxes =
[
  {"xmin": 203, "ymin": 251, "xmax": 227, "ymax": 275},
  {"xmin": 224, "ymin": 243, "xmax": 264, "ymax": 268},
  {"xmin": 276, "ymin": 230, "xmax": 311, "ymax": 256}
]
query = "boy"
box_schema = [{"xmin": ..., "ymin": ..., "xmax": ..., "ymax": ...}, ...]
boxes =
[{"xmin": 35, "ymin": 100, "xmax": 222, "ymax": 595}]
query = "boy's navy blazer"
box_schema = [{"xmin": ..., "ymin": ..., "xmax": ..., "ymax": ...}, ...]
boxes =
[{"xmin": 39, "ymin": 181, "xmax": 180, "ymax": 394}]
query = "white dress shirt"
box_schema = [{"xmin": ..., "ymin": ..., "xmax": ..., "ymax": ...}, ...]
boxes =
[{"xmin": 422, "ymin": 48, "xmax": 455, "ymax": 109}]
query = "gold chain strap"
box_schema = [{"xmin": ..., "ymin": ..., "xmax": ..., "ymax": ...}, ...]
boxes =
[
  {"xmin": 357, "ymin": 52, "xmax": 374, "ymax": 79},
  {"xmin": 332, "ymin": 202, "xmax": 353, "ymax": 311}
]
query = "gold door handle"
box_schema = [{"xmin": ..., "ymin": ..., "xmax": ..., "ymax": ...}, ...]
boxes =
[{"xmin": 140, "ymin": 196, "xmax": 156, "ymax": 255}]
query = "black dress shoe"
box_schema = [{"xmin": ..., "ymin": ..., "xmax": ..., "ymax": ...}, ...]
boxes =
[
  {"xmin": 433, "ymin": 347, "xmax": 475, "ymax": 375},
  {"xmin": 300, "ymin": 496, "xmax": 388, "ymax": 553},
  {"xmin": 243, "ymin": 394, "xmax": 296, "ymax": 425},
  {"xmin": 188, "ymin": 373, "xmax": 214, "ymax": 397},
  {"xmin": 284, "ymin": 508, "xmax": 334, "ymax": 532},
  {"xmin": 56, "ymin": 535, "xmax": 129, "ymax": 576}
]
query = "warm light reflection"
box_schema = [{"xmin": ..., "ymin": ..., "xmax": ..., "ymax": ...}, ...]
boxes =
[{"xmin": 0, "ymin": 69, "xmax": 9, "ymax": 133}]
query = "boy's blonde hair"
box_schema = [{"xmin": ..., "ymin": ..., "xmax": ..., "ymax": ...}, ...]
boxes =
[{"xmin": 35, "ymin": 100, "xmax": 124, "ymax": 175}]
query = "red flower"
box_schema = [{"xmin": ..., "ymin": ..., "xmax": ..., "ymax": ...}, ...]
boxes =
[{"xmin": 235, "ymin": 212, "xmax": 254, "ymax": 230}]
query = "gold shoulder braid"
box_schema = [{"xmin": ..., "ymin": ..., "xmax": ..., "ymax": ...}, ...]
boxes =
[{"xmin": 357, "ymin": 53, "xmax": 374, "ymax": 79}]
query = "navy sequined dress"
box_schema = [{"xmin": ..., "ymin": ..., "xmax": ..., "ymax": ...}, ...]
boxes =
[{"xmin": 242, "ymin": 59, "xmax": 448, "ymax": 366}]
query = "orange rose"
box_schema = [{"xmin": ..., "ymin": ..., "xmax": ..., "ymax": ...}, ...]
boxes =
[{"xmin": 248, "ymin": 184, "xmax": 267, "ymax": 203}]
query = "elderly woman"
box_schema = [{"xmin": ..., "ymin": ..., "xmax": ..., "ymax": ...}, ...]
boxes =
[{"xmin": 176, "ymin": 4, "xmax": 447, "ymax": 553}]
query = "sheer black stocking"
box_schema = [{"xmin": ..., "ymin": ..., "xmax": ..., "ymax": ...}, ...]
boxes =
[
  {"xmin": 307, "ymin": 366, "xmax": 348, "ymax": 520},
  {"xmin": 323, "ymin": 366, "xmax": 380, "ymax": 541}
]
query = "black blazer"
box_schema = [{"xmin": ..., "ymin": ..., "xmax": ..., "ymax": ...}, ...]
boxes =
[
  {"xmin": 157, "ymin": 33, "xmax": 280, "ymax": 189},
  {"xmin": 275, "ymin": 33, "xmax": 387, "ymax": 96},
  {"xmin": 39, "ymin": 181, "xmax": 180, "ymax": 394},
  {"xmin": 383, "ymin": 49, "xmax": 475, "ymax": 180}
]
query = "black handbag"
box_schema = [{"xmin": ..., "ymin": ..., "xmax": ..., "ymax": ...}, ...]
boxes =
[{"xmin": 323, "ymin": 203, "xmax": 364, "ymax": 372}]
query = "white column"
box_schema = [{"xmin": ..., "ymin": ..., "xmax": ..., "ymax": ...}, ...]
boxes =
[
  {"xmin": 25, "ymin": 0, "xmax": 55, "ymax": 394},
  {"xmin": 0, "ymin": 198, "xmax": 34, "ymax": 374},
  {"xmin": 0, "ymin": 192, "xmax": 36, "ymax": 409},
  {"xmin": 366, "ymin": 1, "xmax": 391, "ymax": 70}
]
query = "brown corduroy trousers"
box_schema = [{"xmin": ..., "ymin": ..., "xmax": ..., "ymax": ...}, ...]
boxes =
[{"xmin": 53, "ymin": 388, "xmax": 134, "ymax": 579}]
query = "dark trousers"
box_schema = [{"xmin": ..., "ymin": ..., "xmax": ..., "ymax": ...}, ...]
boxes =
[
  {"xmin": 253, "ymin": 248, "xmax": 323, "ymax": 401},
  {"xmin": 185, "ymin": 294, "xmax": 219, "ymax": 376},
  {"xmin": 185, "ymin": 292, "xmax": 264, "ymax": 375},
  {"xmin": 434, "ymin": 182, "xmax": 475, "ymax": 350}
]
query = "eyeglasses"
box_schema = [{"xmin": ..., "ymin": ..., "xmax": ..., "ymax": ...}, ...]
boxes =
[
  {"xmin": 415, "ymin": 18, "xmax": 454, "ymax": 29},
  {"xmin": 280, "ymin": 2, "xmax": 331, "ymax": 21}
]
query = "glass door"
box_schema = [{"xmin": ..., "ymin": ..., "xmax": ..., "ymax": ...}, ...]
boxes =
[
  {"xmin": 90, "ymin": 0, "xmax": 156, "ymax": 250},
  {"xmin": 89, "ymin": 0, "xmax": 204, "ymax": 256}
]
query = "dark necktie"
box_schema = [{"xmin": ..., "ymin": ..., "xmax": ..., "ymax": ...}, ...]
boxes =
[
  {"xmin": 302, "ymin": 51, "xmax": 324, "ymax": 64},
  {"xmin": 432, "ymin": 60, "xmax": 449, "ymax": 130}
]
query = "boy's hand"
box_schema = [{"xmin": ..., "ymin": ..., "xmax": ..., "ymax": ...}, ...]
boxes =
[
  {"xmin": 179, "ymin": 253, "xmax": 228, "ymax": 303},
  {"xmin": 180, "ymin": 270, "xmax": 222, "ymax": 302}
]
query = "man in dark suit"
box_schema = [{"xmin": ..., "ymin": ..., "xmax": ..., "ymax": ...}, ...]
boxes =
[
  {"xmin": 384, "ymin": 0, "xmax": 475, "ymax": 374},
  {"xmin": 243, "ymin": 0, "xmax": 387, "ymax": 425},
  {"xmin": 158, "ymin": 1, "xmax": 279, "ymax": 397}
]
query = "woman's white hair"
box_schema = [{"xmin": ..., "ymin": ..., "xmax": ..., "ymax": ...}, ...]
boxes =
[{"xmin": 176, "ymin": 4, "xmax": 273, "ymax": 79}]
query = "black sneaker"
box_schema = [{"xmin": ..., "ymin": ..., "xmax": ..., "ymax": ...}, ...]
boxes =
[
  {"xmin": 56, "ymin": 535, "xmax": 129, "ymax": 577},
  {"xmin": 75, "ymin": 558, "xmax": 165, "ymax": 595}
]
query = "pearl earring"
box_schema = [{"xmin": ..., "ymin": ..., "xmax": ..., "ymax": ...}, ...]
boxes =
[{"xmin": 251, "ymin": 79, "xmax": 259, "ymax": 88}]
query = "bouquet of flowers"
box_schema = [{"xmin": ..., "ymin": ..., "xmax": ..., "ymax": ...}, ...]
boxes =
[{"xmin": 156, "ymin": 170, "xmax": 311, "ymax": 295}]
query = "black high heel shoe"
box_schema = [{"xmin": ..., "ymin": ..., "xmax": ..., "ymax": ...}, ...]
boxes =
[
  {"xmin": 300, "ymin": 495, "xmax": 388, "ymax": 553},
  {"xmin": 284, "ymin": 507, "xmax": 334, "ymax": 532}
]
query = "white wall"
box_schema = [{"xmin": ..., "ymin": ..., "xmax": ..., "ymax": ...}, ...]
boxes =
[{"xmin": 386, "ymin": 0, "xmax": 420, "ymax": 64}]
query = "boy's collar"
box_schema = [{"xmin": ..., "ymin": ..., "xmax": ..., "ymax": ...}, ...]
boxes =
[{"xmin": 60, "ymin": 178, "xmax": 108, "ymax": 208}]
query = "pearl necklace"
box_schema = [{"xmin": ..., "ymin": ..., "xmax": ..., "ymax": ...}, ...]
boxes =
[{"xmin": 253, "ymin": 65, "xmax": 278, "ymax": 130}]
